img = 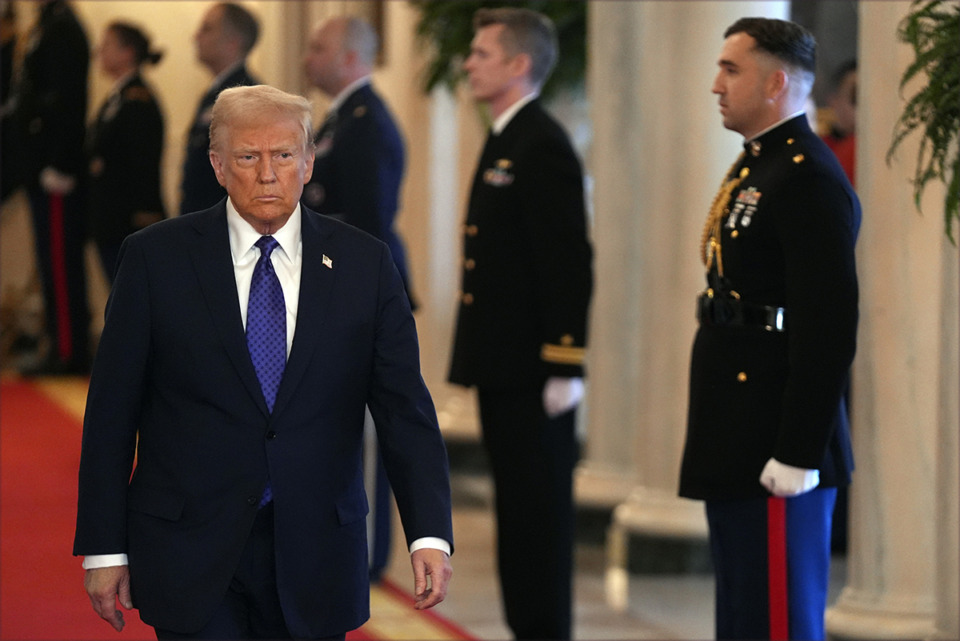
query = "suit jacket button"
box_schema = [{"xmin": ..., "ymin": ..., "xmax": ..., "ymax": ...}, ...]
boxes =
[
  {"xmin": 247, "ymin": 496, "xmax": 258, "ymax": 505},
  {"xmin": 266, "ymin": 430, "xmax": 277, "ymax": 440}
]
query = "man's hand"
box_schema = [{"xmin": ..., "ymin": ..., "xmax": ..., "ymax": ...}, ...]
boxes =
[
  {"xmin": 84, "ymin": 565, "xmax": 133, "ymax": 632},
  {"xmin": 759, "ymin": 457, "xmax": 820, "ymax": 497},
  {"xmin": 410, "ymin": 548, "xmax": 452, "ymax": 610}
]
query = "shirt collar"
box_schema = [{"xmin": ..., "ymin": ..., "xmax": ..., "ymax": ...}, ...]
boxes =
[
  {"xmin": 491, "ymin": 92, "xmax": 538, "ymax": 135},
  {"xmin": 210, "ymin": 60, "xmax": 245, "ymax": 94},
  {"xmin": 226, "ymin": 198, "xmax": 302, "ymax": 264},
  {"xmin": 328, "ymin": 76, "xmax": 371, "ymax": 115},
  {"xmin": 744, "ymin": 110, "xmax": 807, "ymax": 144}
]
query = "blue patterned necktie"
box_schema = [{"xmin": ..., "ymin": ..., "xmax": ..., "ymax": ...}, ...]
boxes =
[
  {"xmin": 247, "ymin": 236, "xmax": 286, "ymax": 413},
  {"xmin": 248, "ymin": 236, "xmax": 284, "ymax": 507}
]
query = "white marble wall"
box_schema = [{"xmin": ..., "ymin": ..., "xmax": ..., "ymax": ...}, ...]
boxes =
[
  {"xmin": 579, "ymin": 0, "xmax": 787, "ymax": 524},
  {"xmin": 825, "ymin": 2, "xmax": 959, "ymax": 638}
]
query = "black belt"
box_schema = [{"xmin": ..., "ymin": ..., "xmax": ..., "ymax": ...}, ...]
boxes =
[{"xmin": 696, "ymin": 292, "xmax": 786, "ymax": 332}]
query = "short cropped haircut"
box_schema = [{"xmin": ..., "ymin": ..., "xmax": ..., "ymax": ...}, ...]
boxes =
[
  {"xmin": 474, "ymin": 7, "xmax": 558, "ymax": 89},
  {"xmin": 342, "ymin": 16, "xmax": 378, "ymax": 67},
  {"xmin": 209, "ymin": 85, "xmax": 313, "ymax": 153},
  {"xmin": 724, "ymin": 17, "xmax": 816, "ymax": 78},
  {"xmin": 218, "ymin": 2, "xmax": 259, "ymax": 55}
]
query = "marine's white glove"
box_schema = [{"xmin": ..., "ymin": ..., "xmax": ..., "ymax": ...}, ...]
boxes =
[
  {"xmin": 40, "ymin": 166, "xmax": 76, "ymax": 194},
  {"xmin": 543, "ymin": 376, "xmax": 584, "ymax": 418},
  {"xmin": 760, "ymin": 457, "xmax": 820, "ymax": 497}
]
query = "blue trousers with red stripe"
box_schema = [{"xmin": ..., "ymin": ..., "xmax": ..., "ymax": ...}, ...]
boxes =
[
  {"xmin": 706, "ymin": 487, "xmax": 837, "ymax": 640},
  {"xmin": 27, "ymin": 185, "xmax": 90, "ymax": 367}
]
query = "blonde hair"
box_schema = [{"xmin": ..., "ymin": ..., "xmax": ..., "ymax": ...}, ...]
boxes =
[{"xmin": 209, "ymin": 85, "xmax": 313, "ymax": 153}]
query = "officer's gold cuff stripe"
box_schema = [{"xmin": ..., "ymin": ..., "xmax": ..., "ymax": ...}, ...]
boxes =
[{"xmin": 541, "ymin": 344, "xmax": 586, "ymax": 366}]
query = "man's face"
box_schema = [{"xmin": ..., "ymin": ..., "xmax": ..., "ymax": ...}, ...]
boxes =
[
  {"xmin": 303, "ymin": 20, "xmax": 345, "ymax": 96},
  {"xmin": 463, "ymin": 24, "xmax": 518, "ymax": 105},
  {"xmin": 711, "ymin": 32, "xmax": 774, "ymax": 138},
  {"xmin": 829, "ymin": 70, "xmax": 857, "ymax": 136},
  {"xmin": 195, "ymin": 5, "xmax": 229, "ymax": 68},
  {"xmin": 209, "ymin": 117, "xmax": 314, "ymax": 233}
]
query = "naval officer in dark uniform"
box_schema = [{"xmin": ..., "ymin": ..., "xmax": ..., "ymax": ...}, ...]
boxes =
[
  {"xmin": 449, "ymin": 8, "xmax": 593, "ymax": 639},
  {"xmin": 180, "ymin": 2, "xmax": 260, "ymax": 215},
  {"xmin": 680, "ymin": 17, "xmax": 859, "ymax": 641}
]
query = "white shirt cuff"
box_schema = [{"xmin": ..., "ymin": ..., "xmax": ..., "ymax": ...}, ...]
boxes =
[
  {"xmin": 82, "ymin": 553, "xmax": 129, "ymax": 569},
  {"xmin": 408, "ymin": 537, "xmax": 451, "ymax": 556}
]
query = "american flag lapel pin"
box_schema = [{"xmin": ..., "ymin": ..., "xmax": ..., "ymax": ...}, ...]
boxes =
[{"xmin": 322, "ymin": 254, "xmax": 333, "ymax": 269}]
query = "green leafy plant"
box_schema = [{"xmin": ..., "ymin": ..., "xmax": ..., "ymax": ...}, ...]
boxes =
[
  {"xmin": 410, "ymin": 1, "xmax": 586, "ymax": 100},
  {"xmin": 887, "ymin": 0, "xmax": 960, "ymax": 242}
]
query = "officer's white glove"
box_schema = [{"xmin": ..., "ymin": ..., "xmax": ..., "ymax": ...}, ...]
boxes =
[
  {"xmin": 759, "ymin": 457, "xmax": 820, "ymax": 497},
  {"xmin": 543, "ymin": 377, "xmax": 584, "ymax": 418},
  {"xmin": 40, "ymin": 166, "xmax": 76, "ymax": 194}
]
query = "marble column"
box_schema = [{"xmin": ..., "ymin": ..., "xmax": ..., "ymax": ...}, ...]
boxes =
[
  {"xmin": 825, "ymin": 2, "xmax": 958, "ymax": 638},
  {"xmin": 582, "ymin": 0, "xmax": 786, "ymax": 516}
]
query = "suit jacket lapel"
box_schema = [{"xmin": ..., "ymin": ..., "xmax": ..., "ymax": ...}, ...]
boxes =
[
  {"xmin": 273, "ymin": 208, "xmax": 337, "ymax": 415},
  {"xmin": 188, "ymin": 205, "xmax": 268, "ymax": 414}
]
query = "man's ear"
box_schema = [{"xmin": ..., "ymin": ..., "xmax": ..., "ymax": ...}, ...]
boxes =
[
  {"xmin": 767, "ymin": 68, "xmax": 789, "ymax": 102},
  {"xmin": 209, "ymin": 151, "xmax": 227, "ymax": 187},
  {"xmin": 510, "ymin": 52, "xmax": 533, "ymax": 82}
]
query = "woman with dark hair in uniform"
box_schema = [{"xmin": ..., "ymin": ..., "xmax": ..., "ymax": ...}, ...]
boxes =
[{"xmin": 87, "ymin": 20, "xmax": 165, "ymax": 283}]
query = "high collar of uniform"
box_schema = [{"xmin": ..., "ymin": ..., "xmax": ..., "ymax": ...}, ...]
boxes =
[{"xmin": 742, "ymin": 114, "xmax": 811, "ymax": 158}]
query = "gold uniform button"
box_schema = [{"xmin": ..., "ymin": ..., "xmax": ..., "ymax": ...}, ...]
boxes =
[
  {"xmin": 737, "ymin": 372, "xmax": 748, "ymax": 383},
  {"xmin": 731, "ymin": 230, "xmax": 739, "ymax": 238},
  {"xmin": 465, "ymin": 225, "xmax": 479, "ymax": 237},
  {"xmin": 462, "ymin": 293, "xmax": 474, "ymax": 305},
  {"xmin": 560, "ymin": 334, "xmax": 574, "ymax": 346},
  {"xmin": 464, "ymin": 258, "xmax": 476, "ymax": 270}
]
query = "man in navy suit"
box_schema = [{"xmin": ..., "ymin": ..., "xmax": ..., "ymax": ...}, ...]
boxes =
[
  {"xmin": 302, "ymin": 15, "xmax": 413, "ymax": 583},
  {"xmin": 75, "ymin": 85, "xmax": 453, "ymax": 640},
  {"xmin": 180, "ymin": 2, "xmax": 260, "ymax": 215}
]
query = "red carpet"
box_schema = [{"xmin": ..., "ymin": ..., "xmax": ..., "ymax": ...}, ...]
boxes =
[{"xmin": 0, "ymin": 378, "xmax": 473, "ymax": 640}]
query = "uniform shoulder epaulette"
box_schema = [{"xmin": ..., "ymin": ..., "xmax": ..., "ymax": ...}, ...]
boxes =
[{"xmin": 123, "ymin": 86, "xmax": 152, "ymax": 103}]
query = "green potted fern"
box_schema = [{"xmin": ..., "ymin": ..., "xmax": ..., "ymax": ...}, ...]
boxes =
[{"xmin": 888, "ymin": 0, "xmax": 959, "ymax": 241}]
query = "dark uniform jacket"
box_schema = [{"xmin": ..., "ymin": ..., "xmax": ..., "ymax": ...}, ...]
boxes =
[
  {"xmin": 680, "ymin": 115, "xmax": 860, "ymax": 500},
  {"xmin": 302, "ymin": 83, "xmax": 414, "ymax": 307},
  {"xmin": 448, "ymin": 100, "xmax": 593, "ymax": 388},
  {"xmin": 87, "ymin": 73, "xmax": 165, "ymax": 246},
  {"xmin": 74, "ymin": 202, "xmax": 453, "ymax": 637},
  {"xmin": 12, "ymin": 0, "xmax": 88, "ymax": 186},
  {"xmin": 179, "ymin": 64, "xmax": 259, "ymax": 215}
]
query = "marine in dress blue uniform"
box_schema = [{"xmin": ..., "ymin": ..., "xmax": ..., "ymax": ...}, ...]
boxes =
[
  {"xmin": 11, "ymin": 0, "xmax": 91, "ymax": 374},
  {"xmin": 449, "ymin": 9, "xmax": 593, "ymax": 639},
  {"xmin": 679, "ymin": 18, "xmax": 859, "ymax": 641}
]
